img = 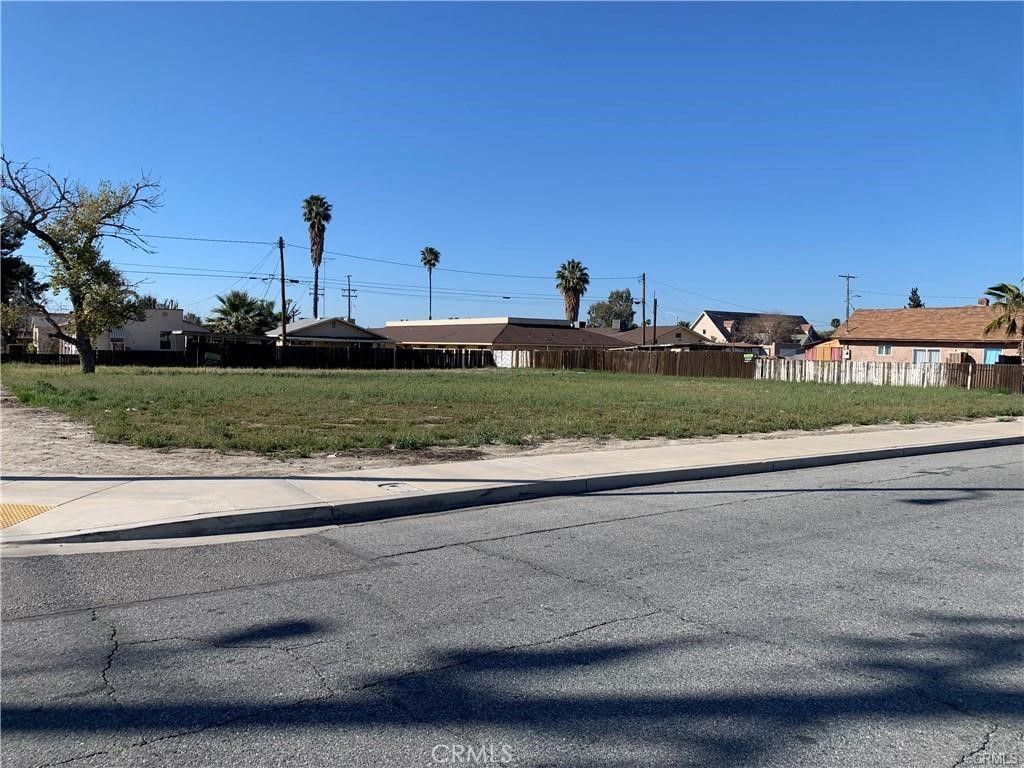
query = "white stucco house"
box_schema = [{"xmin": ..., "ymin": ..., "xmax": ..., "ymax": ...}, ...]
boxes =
[{"xmin": 54, "ymin": 309, "xmax": 208, "ymax": 353}]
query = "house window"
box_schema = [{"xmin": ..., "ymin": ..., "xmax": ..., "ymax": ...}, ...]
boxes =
[
  {"xmin": 159, "ymin": 331, "xmax": 171, "ymax": 350},
  {"xmin": 877, "ymin": 344, "xmax": 892, "ymax": 356},
  {"xmin": 983, "ymin": 348, "xmax": 1001, "ymax": 365},
  {"xmin": 912, "ymin": 348, "xmax": 940, "ymax": 364}
]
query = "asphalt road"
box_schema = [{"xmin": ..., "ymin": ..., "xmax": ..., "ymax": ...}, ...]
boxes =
[{"xmin": 2, "ymin": 446, "xmax": 1022, "ymax": 768}]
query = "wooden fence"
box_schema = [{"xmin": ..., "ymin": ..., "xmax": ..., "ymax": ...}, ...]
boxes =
[
  {"xmin": 527, "ymin": 348, "xmax": 754, "ymax": 379},
  {"xmin": 1, "ymin": 346, "xmax": 495, "ymax": 371},
  {"xmin": 756, "ymin": 358, "xmax": 1024, "ymax": 393}
]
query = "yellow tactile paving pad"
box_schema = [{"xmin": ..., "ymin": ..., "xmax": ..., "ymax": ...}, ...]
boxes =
[{"xmin": 0, "ymin": 504, "xmax": 54, "ymax": 529}]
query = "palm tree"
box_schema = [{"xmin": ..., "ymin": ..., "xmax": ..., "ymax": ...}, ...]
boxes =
[
  {"xmin": 302, "ymin": 195, "xmax": 333, "ymax": 319},
  {"xmin": 555, "ymin": 259, "xmax": 590, "ymax": 323},
  {"xmin": 420, "ymin": 246, "xmax": 441, "ymax": 320},
  {"xmin": 983, "ymin": 279, "xmax": 1024, "ymax": 358},
  {"xmin": 207, "ymin": 290, "xmax": 276, "ymax": 336}
]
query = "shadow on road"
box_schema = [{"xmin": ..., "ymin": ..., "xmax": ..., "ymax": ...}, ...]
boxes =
[{"xmin": 2, "ymin": 612, "xmax": 1021, "ymax": 764}]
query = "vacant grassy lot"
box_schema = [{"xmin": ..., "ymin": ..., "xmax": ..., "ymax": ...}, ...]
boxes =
[{"xmin": 2, "ymin": 364, "xmax": 1021, "ymax": 456}]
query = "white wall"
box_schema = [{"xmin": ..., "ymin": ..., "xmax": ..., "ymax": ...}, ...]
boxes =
[
  {"xmin": 56, "ymin": 309, "xmax": 187, "ymax": 353},
  {"xmin": 493, "ymin": 350, "xmax": 532, "ymax": 368}
]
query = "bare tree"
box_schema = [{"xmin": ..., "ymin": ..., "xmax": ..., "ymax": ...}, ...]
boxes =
[
  {"xmin": 731, "ymin": 314, "xmax": 801, "ymax": 345},
  {"xmin": 1, "ymin": 156, "xmax": 160, "ymax": 372}
]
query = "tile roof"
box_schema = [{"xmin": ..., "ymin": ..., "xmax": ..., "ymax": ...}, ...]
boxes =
[{"xmin": 836, "ymin": 306, "xmax": 1009, "ymax": 343}]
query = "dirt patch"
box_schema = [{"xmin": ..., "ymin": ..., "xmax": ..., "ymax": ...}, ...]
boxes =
[{"xmin": 0, "ymin": 391, "xmax": 1015, "ymax": 478}]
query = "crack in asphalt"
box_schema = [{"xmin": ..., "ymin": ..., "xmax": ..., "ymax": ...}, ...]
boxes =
[
  {"xmin": 91, "ymin": 610, "xmax": 142, "ymax": 735},
  {"xmin": 366, "ymin": 460, "xmax": 1020, "ymax": 564},
  {"xmin": 29, "ymin": 608, "xmax": 664, "ymax": 767},
  {"xmin": 6, "ymin": 459, "xmax": 1018, "ymax": 624},
  {"xmin": 36, "ymin": 749, "xmax": 113, "ymax": 768},
  {"xmin": 352, "ymin": 608, "xmax": 665, "ymax": 694},
  {"xmin": 463, "ymin": 529, "xmax": 1002, "ymax": 729},
  {"xmin": 3, "ymin": 561, "xmax": 392, "ymax": 624},
  {"xmin": 372, "ymin": 489, "xmax": 806, "ymax": 562},
  {"xmin": 952, "ymin": 724, "xmax": 1000, "ymax": 768},
  {"xmin": 120, "ymin": 634, "xmax": 337, "ymax": 698},
  {"xmin": 11, "ymin": 453, "xmax": 1022, "ymax": 768}
]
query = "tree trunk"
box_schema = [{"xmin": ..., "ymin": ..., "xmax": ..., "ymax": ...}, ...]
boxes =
[
  {"xmin": 568, "ymin": 295, "xmax": 580, "ymax": 324},
  {"xmin": 77, "ymin": 332, "xmax": 96, "ymax": 374},
  {"xmin": 313, "ymin": 265, "xmax": 320, "ymax": 319},
  {"xmin": 428, "ymin": 270, "xmax": 433, "ymax": 320}
]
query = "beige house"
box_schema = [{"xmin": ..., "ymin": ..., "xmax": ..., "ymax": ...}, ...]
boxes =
[
  {"xmin": 53, "ymin": 309, "xmax": 197, "ymax": 353},
  {"xmin": 834, "ymin": 302, "xmax": 1019, "ymax": 364},
  {"xmin": 266, "ymin": 317, "xmax": 393, "ymax": 348},
  {"xmin": 691, "ymin": 309, "xmax": 819, "ymax": 347},
  {"xmin": 22, "ymin": 312, "xmax": 70, "ymax": 353}
]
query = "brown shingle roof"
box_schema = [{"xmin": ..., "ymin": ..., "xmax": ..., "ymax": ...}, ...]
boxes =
[
  {"xmin": 372, "ymin": 321, "xmax": 622, "ymax": 349},
  {"xmin": 587, "ymin": 324, "xmax": 713, "ymax": 346},
  {"xmin": 494, "ymin": 325, "xmax": 622, "ymax": 348},
  {"xmin": 836, "ymin": 306, "xmax": 1007, "ymax": 343},
  {"xmin": 370, "ymin": 324, "xmax": 503, "ymax": 345}
]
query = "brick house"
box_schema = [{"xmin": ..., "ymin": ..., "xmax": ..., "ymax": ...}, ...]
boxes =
[{"xmin": 834, "ymin": 301, "xmax": 1020, "ymax": 364}]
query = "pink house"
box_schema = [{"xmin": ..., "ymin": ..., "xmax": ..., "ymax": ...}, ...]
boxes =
[{"xmin": 834, "ymin": 301, "xmax": 1020, "ymax": 365}]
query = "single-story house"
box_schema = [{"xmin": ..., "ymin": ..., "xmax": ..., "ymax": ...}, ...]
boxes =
[
  {"xmin": 804, "ymin": 337, "xmax": 844, "ymax": 361},
  {"xmin": 587, "ymin": 323, "xmax": 716, "ymax": 348},
  {"xmin": 373, "ymin": 317, "xmax": 625, "ymax": 351},
  {"xmin": 13, "ymin": 312, "xmax": 70, "ymax": 353},
  {"xmin": 266, "ymin": 317, "xmax": 393, "ymax": 348},
  {"xmin": 54, "ymin": 309, "xmax": 199, "ymax": 354},
  {"xmin": 692, "ymin": 310, "xmax": 820, "ymax": 349},
  {"xmin": 833, "ymin": 300, "xmax": 1020, "ymax": 364}
]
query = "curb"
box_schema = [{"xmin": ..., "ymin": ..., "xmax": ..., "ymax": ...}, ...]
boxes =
[{"xmin": 4, "ymin": 433, "xmax": 1021, "ymax": 546}]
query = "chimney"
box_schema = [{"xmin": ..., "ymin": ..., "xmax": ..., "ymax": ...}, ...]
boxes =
[{"xmin": 978, "ymin": 298, "xmax": 990, "ymax": 306}]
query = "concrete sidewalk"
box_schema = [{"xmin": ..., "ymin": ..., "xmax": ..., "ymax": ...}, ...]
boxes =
[{"xmin": 2, "ymin": 419, "xmax": 1021, "ymax": 546}]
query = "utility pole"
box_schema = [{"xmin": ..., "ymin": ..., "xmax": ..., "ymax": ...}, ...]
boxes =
[
  {"xmin": 839, "ymin": 274, "xmax": 857, "ymax": 326},
  {"xmin": 641, "ymin": 272, "xmax": 647, "ymax": 346},
  {"xmin": 278, "ymin": 236, "xmax": 288, "ymax": 348},
  {"xmin": 652, "ymin": 295, "xmax": 658, "ymax": 345},
  {"xmin": 341, "ymin": 275, "xmax": 359, "ymax": 322}
]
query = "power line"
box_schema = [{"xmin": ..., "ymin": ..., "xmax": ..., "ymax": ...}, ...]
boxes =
[
  {"xmin": 651, "ymin": 279, "xmax": 769, "ymax": 313},
  {"xmin": 134, "ymin": 234, "xmax": 633, "ymax": 282},
  {"xmin": 858, "ymin": 289, "xmax": 980, "ymax": 300},
  {"xmin": 283, "ymin": 242, "xmax": 634, "ymax": 281},
  {"xmin": 143, "ymin": 234, "xmax": 275, "ymax": 246}
]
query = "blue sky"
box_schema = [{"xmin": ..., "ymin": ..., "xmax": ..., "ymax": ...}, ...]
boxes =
[{"xmin": 3, "ymin": 1, "xmax": 1021, "ymax": 330}]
